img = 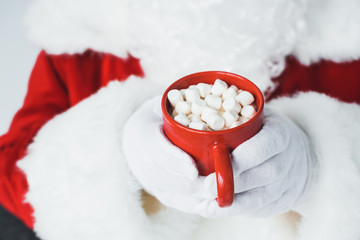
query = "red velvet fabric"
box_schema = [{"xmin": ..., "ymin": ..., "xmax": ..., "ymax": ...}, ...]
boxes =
[
  {"xmin": 0, "ymin": 50, "xmax": 144, "ymax": 229},
  {"xmin": 0, "ymin": 49, "xmax": 359, "ymax": 229},
  {"xmin": 270, "ymin": 56, "xmax": 360, "ymax": 104}
]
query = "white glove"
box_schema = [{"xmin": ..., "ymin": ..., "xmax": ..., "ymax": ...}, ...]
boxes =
[
  {"xmin": 123, "ymin": 96, "xmax": 207, "ymax": 213},
  {"xmin": 196, "ymin": 105, "xmax": 315, "ymax": 218},
  {"xmin": 123, "ymin": 96, "xmax": 315, "ymax": 217}
]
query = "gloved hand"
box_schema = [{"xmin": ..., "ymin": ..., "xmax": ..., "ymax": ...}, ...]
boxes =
[
  {"xmin": 123, "ymin": 96, "xmax": 315, "ymax": 218},
  {"xmin": 123, "ymin": 96, "xmax": 207, "ymax": 213},
  {"xmin": 196, "ymin": 104, "xmax": 316, "ymax": 218}
]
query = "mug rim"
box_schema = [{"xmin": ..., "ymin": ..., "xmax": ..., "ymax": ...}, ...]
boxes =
[{"xmin": 161, "ymin": 71, "xmax": 264, "ymax": 135}]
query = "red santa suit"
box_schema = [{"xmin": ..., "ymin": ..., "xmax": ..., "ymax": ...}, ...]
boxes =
[{"xmin": 1, "ymin": 0, "xmax": 360, "ymax": 239}]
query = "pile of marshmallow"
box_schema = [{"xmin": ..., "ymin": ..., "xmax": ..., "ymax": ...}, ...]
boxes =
[{"xmin": 167, "ymin": 79, "xmax": 256, "ymax": 131}]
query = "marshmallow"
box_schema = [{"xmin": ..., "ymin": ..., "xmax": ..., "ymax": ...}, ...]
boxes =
[
  {"xmin": 207, "ymin": 114, "xmax": 225, "ymax": 131},
  {"xmin": 205, "ymin": 95, "xmax": 222, "ymax": 110},
  {"xmin": 168, "ymin": 80, "xmax": 257, "ymax": 131},
  {"xmin": 238, "ymin": 116, "xmax": 250, "ymax": 124},
  {"xmin": 189, "ymin": 121, "xmax": 207, "ymax": 130},
  {"xmin": 201, "ymin": 106, "xmax": 218, "ymax": 122},
  {"xmin": 222, "ymin": 98, "xmax": 242, "ymax": 113},
  {"xmin": 184, "ymin": 88, "xmax": 201, "ymax": 102},
  {"xmin": 223, "ymin": 110, "xmax": 239, "ymax": 128},
  {"xmin": 241, "ymin": 105, "xmax": 256, "ymax": 118},
  {"xmin": 236, "ymin": 91, "xmax": 255, "ymax": 106},
  {"xmin": 188, "ymin": 113, "xmax": 201, "ymax": 122},
  {"xmin": 175, "ymin": 101, "xmax": 191, "ymax": 115},
  {"xmin": 180, "ymin": 89, "xmax": 186, "ymax": 97},
  {"xmin": 211, "ymin": 79, "xmax": 228, "ymax": 96},
  {"xmin": 191, "ymin": 99, "xmax": 206, "ymax": 115},
  {"xmin": 230, "ymin": 121, "xmax": 242, "ymax": 128},
  {"xmin": 174, "ymin": 113, "xmax": 190, "ymax": 126},
  {"xmin": 196, "ymin": 83, "xmax": 212, "ymax": 98},
  {"xmin": 168, "ymin": 89, "xmax": 183, "ymax": 107},
  {"xmin": 222, "ymin": 87, "xmax": 237, "ymax": 100},
  {"xmin": 229, "ymin": 85, "xmax": 238, "ymax": 91}
]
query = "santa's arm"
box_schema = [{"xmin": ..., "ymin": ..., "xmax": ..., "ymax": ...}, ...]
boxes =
[
  {"xmin": 268, "ymin": 92, "xmax": 360, "ymax": 240},
  {"xmin": 0, "ymin": 49, "xmax": 139, "ymax": 228},
  {"xmin": 0, "ymin": 50, "xmax": 70, "ymax": 228},
  {"xmin": 15, "ymin": 74, "xmax": 201, "ymax": 240}
]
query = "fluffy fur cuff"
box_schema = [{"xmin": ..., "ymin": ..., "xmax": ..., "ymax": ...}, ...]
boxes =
[
  {"xmin": 18, "ymin": 77, "xmax": 200, "ymax": 240},
  {"xmin": 268, "ymin": 92, "xmax": 360, "ymax": 240}
]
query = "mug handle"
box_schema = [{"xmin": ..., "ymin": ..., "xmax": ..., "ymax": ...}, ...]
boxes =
[{"xmin": 211, "ymin": 143, "xmax": 234, "ymax": 207}]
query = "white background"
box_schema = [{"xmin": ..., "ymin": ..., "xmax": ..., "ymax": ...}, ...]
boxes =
[{"xmin": 0, "ymin": 0, "xmax": 39, "ymax": 135}]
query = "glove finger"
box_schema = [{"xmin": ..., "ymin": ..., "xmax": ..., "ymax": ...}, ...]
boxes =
[
  {"xmin": 231, "ymin": 107, "xmax": 290, "ymax": 174},
  {"xmin": 203, "ymin": 153, "xmax": 286, "ymax": 200},
  {"xmin": 127, "ymin": 138, "xmax": 206, "ymax": 197},
  {"xmin": 202, "ymin": 173, "xmax": 217, "ymax": 200},
  {"xmin": 124, "ymin": 96, "xmax": 198, "ymax": 180},
  {"xmin": 153, "ymin": 189, "xmax": 202, "ymax": 214},
  {"xmin": 196, "ymin": 180, "xmax": 286, "ymax": 218},
  {"xmin": 140, "ymin": 160, "xmax": 207, "ymax": 196},
  {"xmin": 243, "ymin": 189, "xmax": 292, "ymax": 218},
  {"xmin": 155, "ymin": 126, "xmax": 199, "ymax": 180}
]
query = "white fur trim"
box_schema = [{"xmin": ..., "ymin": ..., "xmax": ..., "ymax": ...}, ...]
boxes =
[
  {"xmin": 292, "ymin": 0, "xmax": 360, "ymax": 64},
  {"xmin": 268, "ymin": 92, "xmax": 360, "ymax": 240},
  {"xmin": 18, "ymin": 77, "xmax": 200, "ymax": 240},
  {"xmin": 25, "ymin": 0, "xmax": 307, "ymax": 92},
  {"xmin": 26, "ymin": 0, "xmax": 360, "ymax": 91},
  {"xmin": 25, "ymin": 0, "xmax": 130, "ymax": 57}
]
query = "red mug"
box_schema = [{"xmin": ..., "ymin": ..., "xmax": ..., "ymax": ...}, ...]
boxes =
[{"xmin": 161, "ymin": 71, "xmax": 264, "ymax": 207}]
